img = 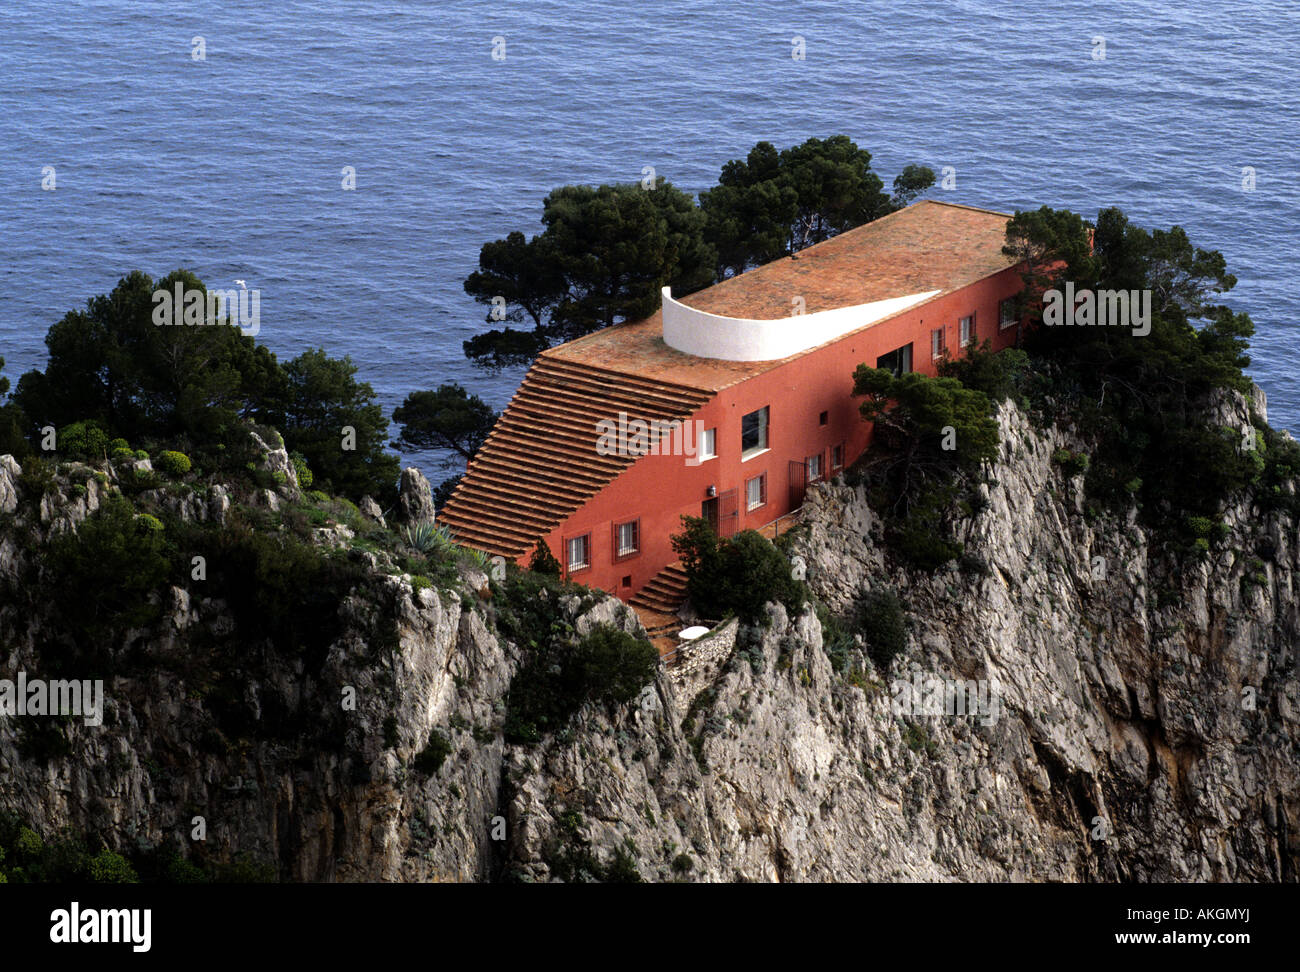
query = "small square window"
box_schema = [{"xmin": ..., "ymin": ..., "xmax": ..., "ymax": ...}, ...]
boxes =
[
  {"xmin": 621, "ymin": 575, "xmax": 632, "ymax": 588},
  {"xmin": 567, "ymin": 534, "xmax": 590, "ymax": 571},
  {"xmin": 818, "ymin": 410, "xmax": 828, "ymax": 427}
]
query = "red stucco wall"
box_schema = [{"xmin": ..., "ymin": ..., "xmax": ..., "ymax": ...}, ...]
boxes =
[{"xmin": 530, "ymin": 265, "xmax": 1025, "ymax": 598}]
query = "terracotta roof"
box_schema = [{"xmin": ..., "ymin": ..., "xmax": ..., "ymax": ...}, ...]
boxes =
[
  {"xmin": 439, "ymin": 356, "xmax": 712, "ymax": 559},
  {"xmin": 547, "ymin": 199, "xmax": 1014, "ymax": 391}
]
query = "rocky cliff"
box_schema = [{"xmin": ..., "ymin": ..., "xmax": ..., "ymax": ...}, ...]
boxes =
[{"xmin": 1, "ymin": 390, "xmax": 1297, "ymax": 882}]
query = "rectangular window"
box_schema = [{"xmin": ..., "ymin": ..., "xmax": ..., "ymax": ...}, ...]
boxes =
[
  {"xmin": 960, "ymin": 314, "xmax": 975, "ymax": 347},
  {"xmin": 807, "ymin": 453, "xmax": 823, "ymax": 481},
  {"xmin": 614, "ymin": 520, "xmax": 639, "ymax": 558},
  {"xmin": 999, "ymin": 298, "xmax": 1017, "ymax": 330},
  {"xmin": 876, "ymin": 344, "xmax": 912, "ymax": 377},
  {"xmin": 566, "ymin": 534, "xmax": 590, "ymax": 571},
  {"xmin": 831, "ymin": 443, "xmax": 843, "ymax": 470},
  {"xmin": 818, "ymin": 410, "xmax": 828, "ymax": 427},
  {"xmin": 699, "ymin": 427, "xmax": 717, "ymax": 460},
  {"xmin": 741, "ymin": 406, "xmax": 769, "ymax": 457},
  {"xmin": 745, "ymin": 473, "xmax": 767, "ymax": 511},
  {"xmin": 931, "ymin": 327, "xmax": 946, "ymax": 359}
]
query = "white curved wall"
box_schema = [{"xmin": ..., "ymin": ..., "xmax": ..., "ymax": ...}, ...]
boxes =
[{"xmin": 661, "ymin": 286, "xmax": 940, "ymax": 362}]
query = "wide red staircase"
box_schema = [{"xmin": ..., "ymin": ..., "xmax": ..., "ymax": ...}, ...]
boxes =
[{"xmin": 439, "ymin": 355, "xmax": 711, "ymax": 561}]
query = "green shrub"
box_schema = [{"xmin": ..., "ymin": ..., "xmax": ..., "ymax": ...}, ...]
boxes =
[
  {"xmin": 569, "ymin": 625, "xmax": 658, "ymax": 704},
  {"xmin": 502, "ymin": 622, "xmax": 657, "ymax": 744},
  {"xmin": 14, "ymin": 827, "xmax": 43, "ymax": 861},
  {"xmin": 529, "ymin": 538, "xmax": 561, "ymax": 576},
  {"xmin": 816, "ymin": 602, "xmax": 854, "ymax": 671},
  {"xmin": 58, "ymin": 421, "xmax": 110, "ymax": 461},
  {"xmin": 290, "ymin": 453, "xmax": 313, "ymax": 489},
  {"xmin": 88, "ymin": 849, "xmax": 138, "ymax": 883},
  {"xmin": 18, "ymin": 456, "xmax": 56, "ymax": 506},
  {"xmin": 671, "ymin": 519, "xmax": 806, "ymax": 623},
  {"xmin": 45, "ymin": 494, "xmax": 172, "ymax": 640},
  {"xmin": 413, "ymin": 729, "xmax": 451, "ymax": 774},
  {"xmin": 133, "ymin": 449, "xmax": 149, "ymax": 460},
  {"xmin": 857, "ymin": 588, "xmax": 907, "ymax": 671},
  {"xmin": 111, "ymin": 446, "xmax": 135, "ymax": 461},
  {"xmin": 155, "ymin": 450, "xmax": 192, "ymax": 477},
  {"xmin": 136, "ymin": 513, "xmax": 164, "ymax": 533},
  {"xmin": 168, "ymin": 517, "xmax": 381, "ymax": 673},
  {"xmin": 937, "ymin": 342, "xmax": 1031, "ymax": 405},
  {"xmin": 1052, "ymin": 449, "xmax": 1090, "ymax": 477}
]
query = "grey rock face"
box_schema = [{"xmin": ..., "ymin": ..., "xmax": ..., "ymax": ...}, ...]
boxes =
[
  {"xmin": 0, "ymin": 389, "xmax": 1296, "ymax": 882},
  {"xmin": 249, "ymin": 428, "xmax": 299, "ymax": 496},
  {"xmin": 0, "ymin": 455, "xmax": 21, "ymax": 514},
  {"xmin": 398, "ymin": 467, "xmax": 436, "ymax": 526},
  {"xmin": 360, "ymin": 496, "xmax": 387, "ymax": 529}
]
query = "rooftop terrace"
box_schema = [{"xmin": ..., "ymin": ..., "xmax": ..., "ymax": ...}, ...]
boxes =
[{"xmin": 545, "ymin": 199, "xmax": 1015, "ymax": 391}]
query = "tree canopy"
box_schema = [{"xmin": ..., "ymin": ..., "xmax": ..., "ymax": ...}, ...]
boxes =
[
  {"xmin": 391, "ymin": 383, "xmax": 497, "ymax": 465},
  {"xmin": 701, "ymin": 136, "xmax": 932, "ymax": 278},
  {"xmin": 463, "ymin": 179, "xmax": 715, "ymax": 370},
  {"xmin": 10, "ymin": 271, "xmax": 400, "ymax": 501}
]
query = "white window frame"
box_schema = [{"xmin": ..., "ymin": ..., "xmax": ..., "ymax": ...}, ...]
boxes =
[
  {"xmin": 807, "ymin": 453, "xmax": 823, "ymax": 481},
  {"xmin": 615, "ymin": 520, "xmax": 639, "ymax": 558},
  {"xmin": 999, "ymin": 298, "xmax": 1017, "ymax": 331},
  {"xmin": 567, "ymin": 534, "xmax": 590, "ymax": 571},
  {"xmin": 960, "ymin": 314, "xmax": 975, "ymax": 348},
  {"xmin": 699, "ymin": 427, "xmax": 717, "ymax": 460},
  {"xmin": 931, "ymin": 327, "xmax": 946, "ymax": 360},
  {"xmin": 741, "ymin": 406, "xmax": 769, "ymax": 460},
  {"xmin": 745, "ymin": 473, "xmax": 766, "ymax": 512}
]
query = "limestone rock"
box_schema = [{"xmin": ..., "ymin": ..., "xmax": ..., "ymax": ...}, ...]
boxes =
[
  {"xmin": 398, "ymin": 467, "xmax": 435, "ymax": 526},
  {"xmin": 360, "ymin": 495, "xmax": 386, "ymax": 529}
]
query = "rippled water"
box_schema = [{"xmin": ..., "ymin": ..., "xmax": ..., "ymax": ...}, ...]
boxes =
[{"xmin": 2, "ymin": 0, "xmax": 1297, "ymax": 475}]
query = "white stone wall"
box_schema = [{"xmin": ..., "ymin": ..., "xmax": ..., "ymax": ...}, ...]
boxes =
[{"xmin": 661, "ymin": 286, "xmax": 939, "ymax": 362}]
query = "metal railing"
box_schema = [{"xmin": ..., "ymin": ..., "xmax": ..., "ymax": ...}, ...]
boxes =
[{"xmin": 757, "ymin": 505, "xmax": 804, "ymax": 539}]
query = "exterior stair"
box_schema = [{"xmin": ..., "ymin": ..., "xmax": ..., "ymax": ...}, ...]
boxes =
[{"xmin": 629, "ymin": 562, "xmax": 690, "ymax": 615}]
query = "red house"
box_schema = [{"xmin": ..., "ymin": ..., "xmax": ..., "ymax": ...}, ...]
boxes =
[{"xmin": 440, "ymin": 200, "xmax": 1023, "ymax": 613}]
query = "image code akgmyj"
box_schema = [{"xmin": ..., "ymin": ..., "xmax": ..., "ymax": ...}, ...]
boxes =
[{"xmin": 0, "ymin": 0, "xmax": 1294, "ymax": 944}]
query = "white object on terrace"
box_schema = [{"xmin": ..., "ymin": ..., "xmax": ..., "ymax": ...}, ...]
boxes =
[
  {"xmin": 678, "ymin": 625, "xmax": 710, "ymax": 641},
  {"xmin": 661, "ymin": 286, "xmax": 941, "ymax": 362}
]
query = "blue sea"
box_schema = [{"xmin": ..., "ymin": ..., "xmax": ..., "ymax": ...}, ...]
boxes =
[{"xmin": 2, "ymin": 0, "xmax": 1297, "ymax": 477}]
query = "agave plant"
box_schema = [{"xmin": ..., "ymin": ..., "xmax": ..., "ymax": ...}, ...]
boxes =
[
  {"xmin": 458, "ymin": 545, "xmax": 487, "ymax": 569},
  {"xmin": 404, "ymin": 521, "xmax": 453, "ymax": 553}
]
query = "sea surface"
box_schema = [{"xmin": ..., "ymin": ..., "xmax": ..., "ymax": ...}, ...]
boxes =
[{"xmin": 2, "ymin": 0, "xmax": 1297, "ymax": 477}]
